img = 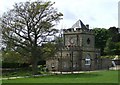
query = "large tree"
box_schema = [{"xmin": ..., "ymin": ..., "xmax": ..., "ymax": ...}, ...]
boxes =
[
  {"xmin": 1, "ymin": 0, "xmax": 63, "ymax": 74},
  {"xmin": 104, "ymin": 27, "xmax": 120, "ymax": 55},
  {"xmin": 92, "ymin": 28, "xmax": 109, "ymax": 55}
]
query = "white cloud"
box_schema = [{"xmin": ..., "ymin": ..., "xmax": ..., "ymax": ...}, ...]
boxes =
[
  {"xmin": 0, "ymin": 0, "xmax": 119, "ymax": 29},
  {"xmin": 0, "ymin": 0, "xmax": 27, "ymax": 15},
  {"xmin": 51, "ymin": 0, "xmax": 119, "ymax": 29}
]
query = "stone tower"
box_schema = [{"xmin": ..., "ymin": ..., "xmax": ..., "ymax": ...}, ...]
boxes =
[{"xmin": 46, "ymin": 20, "xmax": 101, "ymax": 71}]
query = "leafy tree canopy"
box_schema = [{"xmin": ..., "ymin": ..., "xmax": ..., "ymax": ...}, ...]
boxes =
[
  {"xmin": 92, "ymin": 28, "xmax": 109, "ymax": 55},
  {"xmin": 1, "ymin": 0, "xmax": 63, "ymax": 74},
  {"xmin": 104, "ymin": 27, "xmax": 120, "ymax": 56}
]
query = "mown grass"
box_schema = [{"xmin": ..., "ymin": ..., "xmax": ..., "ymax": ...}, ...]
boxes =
[{"xmin": 2, "ymin": 70, "xmax": 119, "ymax": 83}]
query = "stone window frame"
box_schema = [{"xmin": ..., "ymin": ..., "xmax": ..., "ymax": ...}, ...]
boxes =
[{"xmin": 85, "ymin": 54, "xmax": 91, "ymax": 65}]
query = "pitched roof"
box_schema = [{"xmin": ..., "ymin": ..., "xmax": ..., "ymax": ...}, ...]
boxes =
[{"xmin": 71, "ymin": 19, "xmax": 87, "ymax": 29}]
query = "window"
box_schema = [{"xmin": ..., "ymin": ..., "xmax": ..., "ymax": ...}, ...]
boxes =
[
  {"xmin": 66, "ymin": 54, "xmax": 69, "ymax": 56},
  {"xmin": 87, "ymin": 38, "xmax": 90, "ymax": 44},
  {"xmin": 51, "ymin": 63, "xmax": 55, "ymax": 68},
  {"xmin": 85, "ymin": 59, "xmax": 91, "ymax": 65},
  {"xmin": 85, "ymin": 54, "xmax": 91, "ymax": 65}
]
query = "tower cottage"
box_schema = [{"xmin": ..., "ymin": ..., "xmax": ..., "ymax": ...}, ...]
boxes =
[{"xmin": 46, "ymin": 20, "xmax": 111, "ymax": 71}]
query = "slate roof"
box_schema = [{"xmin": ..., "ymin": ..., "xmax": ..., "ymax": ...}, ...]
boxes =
[{"xmin": 71, "ymin": 19, "xmax": 87, "ymax": 29}]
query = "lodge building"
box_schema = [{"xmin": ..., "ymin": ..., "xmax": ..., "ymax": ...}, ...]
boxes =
[{"xmin": 46, "ymin": 20, "xmax": 111, "ymax": 71}]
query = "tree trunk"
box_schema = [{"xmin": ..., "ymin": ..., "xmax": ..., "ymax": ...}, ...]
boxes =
[
  {"xmin": 31, "ymin": 56, "xmax": 38, "ymax": 75},
  {"xmin": 32, "ymin": 60, "xmax": 38, "ymax": 75},
  {"xmin": 31, "ymin": 46, "xmax": 39, "ymax": 75}
]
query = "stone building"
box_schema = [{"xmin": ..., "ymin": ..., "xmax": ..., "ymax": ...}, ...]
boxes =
[{"xmin": 46, "ymin": 20, "xmax": 111, "ymax": 71}]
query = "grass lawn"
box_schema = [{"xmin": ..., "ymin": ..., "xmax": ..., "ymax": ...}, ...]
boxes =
[{"xmin": 2, "ymin": 70, "xmax": 119, "ymax": 83}]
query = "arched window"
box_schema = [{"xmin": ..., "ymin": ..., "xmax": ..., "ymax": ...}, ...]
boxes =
[{"xmin": 85, "ymin": 54, "xmax": 91, "ymax": 65}]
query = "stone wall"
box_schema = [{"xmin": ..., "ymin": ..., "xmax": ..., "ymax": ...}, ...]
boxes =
[
  {"xmin": 101, "ymin": 58, "xmax": 112, "ymax": 69},
  {"xmin": 46, "ymin": 59, "xmax": 59, "ymax": 71}
]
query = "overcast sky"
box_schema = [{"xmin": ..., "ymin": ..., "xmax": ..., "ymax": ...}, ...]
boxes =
[{"xmin": 0, "ymin": 0, "xmax": 119, "ymax": 29}]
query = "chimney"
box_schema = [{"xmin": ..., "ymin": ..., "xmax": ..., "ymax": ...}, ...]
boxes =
[{"xmin": 86, "ymin": 24, "xmax": 89, "ymax": 29}]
